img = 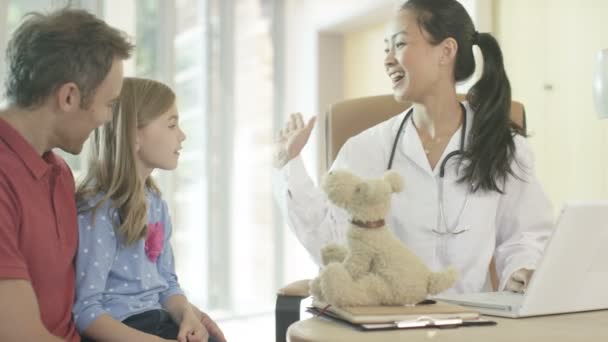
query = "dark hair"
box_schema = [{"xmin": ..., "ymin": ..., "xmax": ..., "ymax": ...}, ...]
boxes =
[
  {"xmin": 402, "ymin": 0, "xmax": 523, "ymax": 193},
  {"xmin": 4, "ymin": 8, "xmax": 134, "ymax": 108}
]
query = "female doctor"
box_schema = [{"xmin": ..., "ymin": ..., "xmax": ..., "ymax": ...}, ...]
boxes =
[{"xmin": 273, "ymin": 0, "xmax": 553, "ymax": 294}]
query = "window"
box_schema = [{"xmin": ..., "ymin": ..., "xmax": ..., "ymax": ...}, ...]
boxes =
[
  {"xmin": 120, "ymin": 3, "xmax": 285, "ymax": 337},
  {"xmin": 1, "ymin": 1, "xmax": 287, "ymax": 339},
  {"xmin": 164, "ymin": 0, "xmax": 283, "ymax": 317}
]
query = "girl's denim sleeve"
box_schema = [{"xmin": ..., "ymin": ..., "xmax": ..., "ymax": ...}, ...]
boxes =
[
  {"xmin": 157, "ymin": 199, "xmax": 184, "ymax": 304},
  {"xmin": 73, "ymin": 202, "xmax": 118, "ymax": 333}
]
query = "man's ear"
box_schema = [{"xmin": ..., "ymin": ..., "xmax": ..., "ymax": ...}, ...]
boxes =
[
  {"xmin": 56, "ymin": 82, "xmax": 82, "ymax": 112},
  {"xmin": 439, "ymin": 37, "xmax": 458, "ymax": 66}
]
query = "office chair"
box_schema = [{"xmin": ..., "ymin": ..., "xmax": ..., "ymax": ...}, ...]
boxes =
[{"xmin": 275, "ymin": 94, "xmax": 527, "ymax": 342}]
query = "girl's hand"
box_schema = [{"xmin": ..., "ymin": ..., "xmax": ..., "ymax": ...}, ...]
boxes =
[
  {"xmin": 190, "ymin": 305, "xmax": 227, "ymax": 342},
  {"xmin": 177, "ymin": 309, "xmax": 208, "ymax": 342}
]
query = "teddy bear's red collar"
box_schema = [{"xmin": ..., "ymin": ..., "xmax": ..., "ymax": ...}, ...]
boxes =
[{"xmin": 350, "ymin": 219, "xmax": 385, "ymax": 229}]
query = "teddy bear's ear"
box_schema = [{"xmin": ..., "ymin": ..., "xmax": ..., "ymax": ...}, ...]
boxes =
[{"xmin": 384, "ymin": 170, "xmax": 404, "ymax": 193}]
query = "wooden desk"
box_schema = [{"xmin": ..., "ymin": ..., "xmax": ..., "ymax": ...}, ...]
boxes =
[{"xmin": 287, "ymin": 310, "xmax": 608, "ymax": 342}]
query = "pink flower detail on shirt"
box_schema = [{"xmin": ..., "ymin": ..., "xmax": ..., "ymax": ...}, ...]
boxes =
[{"xmin": 145, "ymin": 222, "xmax": 164, "ymax": 262}]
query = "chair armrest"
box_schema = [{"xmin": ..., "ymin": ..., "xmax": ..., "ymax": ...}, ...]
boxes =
[
  {"xmin": 277, "ymin": 279, "xmax": 311, "ymax": 297},
  {"xmin": 275, "ymin": 279, "xmax": 311, "ymax": 342}
]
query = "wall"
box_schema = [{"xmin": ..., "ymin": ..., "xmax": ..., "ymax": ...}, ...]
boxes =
[
  {"xmin": 496, "ymin": 0, "xmax": 608, "ymax": 210},
  {"xmin": 284, "ymin": 0, "xmax": 397, "ymax": 119},
  {"xmin": 343, "ymin": 22, "xmax": 392, "ymax": 99}
]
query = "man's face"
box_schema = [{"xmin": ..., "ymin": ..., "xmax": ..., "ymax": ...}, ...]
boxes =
[{"xmin": 55, "ymin": 58, "xmax": 124, "ymax": 154}]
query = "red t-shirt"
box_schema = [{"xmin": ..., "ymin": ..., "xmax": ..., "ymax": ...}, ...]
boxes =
[{"xmin": 0, "ymin": 118, "xmax": 79, "ymax": 342}]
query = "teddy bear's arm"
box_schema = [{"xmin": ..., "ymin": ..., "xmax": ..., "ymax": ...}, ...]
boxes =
[
  {"xmin": 342, "ymin": 247, "xmax": 374, "ymax": 279},
  {"xmin": 321, "ymin": 244, "xmax": 348, "ymax": 265}
]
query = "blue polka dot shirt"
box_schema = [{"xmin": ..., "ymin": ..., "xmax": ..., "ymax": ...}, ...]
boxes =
[{"xmin": 72, "ymin": 190, "xmax": 184, "ymax": 333}]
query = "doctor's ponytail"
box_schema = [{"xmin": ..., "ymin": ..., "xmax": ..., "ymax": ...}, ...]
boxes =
[
  {"xmin": 402, "ymin": 0, "xmax": 522, "ymax": 193},
  {"xmin": 465, "ymin": 32, "xmax": 522, "ymax": 193}
]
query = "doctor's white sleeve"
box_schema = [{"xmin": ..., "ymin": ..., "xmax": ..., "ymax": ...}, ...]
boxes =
[
  {"xmin": 272, "ymin": 155, "xmax": 351, "ymax": 264},
  {"xmin": 272, "ymin": 132, "xmax": 387, "ymax": 264},
  {"xmin": 494, "ymin": 135, "xmax": 555, "ymax": 290}
]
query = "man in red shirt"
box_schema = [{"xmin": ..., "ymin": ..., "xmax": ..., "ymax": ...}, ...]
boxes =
[{"xmin": 0, "ymin": 9, "xmax": 133, "ymax": 341}]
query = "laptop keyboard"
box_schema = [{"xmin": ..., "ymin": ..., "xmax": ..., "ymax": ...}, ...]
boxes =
[
  {"xmin": 456, "ymin": 291, "xmax": 524, "ymax": 306},
  {"xmin": 435, "ymin": 291, "xmax": 524, "ymax": 312}
]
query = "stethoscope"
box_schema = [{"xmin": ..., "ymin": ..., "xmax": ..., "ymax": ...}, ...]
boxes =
[{"xmin": 387, "ymin": 103, "xmax": 471, "ymax": 236}]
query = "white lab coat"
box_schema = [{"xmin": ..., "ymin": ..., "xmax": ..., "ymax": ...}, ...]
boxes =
[{"xmin": 273, "ymin": 103, "xmax": 554, "ymax": 294}]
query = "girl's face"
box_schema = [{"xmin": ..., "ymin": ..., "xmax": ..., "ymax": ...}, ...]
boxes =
[
  {"xmin": 136, "ymin": 103, "xmax": 186, "ymax": 173},
  {"xmin": 383, "ymin": 10, "xmax": 445, "ymax": 103}
]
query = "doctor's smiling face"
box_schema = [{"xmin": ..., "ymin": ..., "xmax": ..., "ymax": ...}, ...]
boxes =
[{"xmin": 383, "ymin": 10, "xmax": 446, "ymax": 103}]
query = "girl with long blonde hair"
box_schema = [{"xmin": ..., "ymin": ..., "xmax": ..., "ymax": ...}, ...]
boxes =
[{"xmin": 73, "ymin": 77, "xmax": 223, "ymax": 342}]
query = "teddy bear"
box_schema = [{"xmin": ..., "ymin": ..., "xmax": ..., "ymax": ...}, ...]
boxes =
[{"xmin": 310, "ymin": 169, "xmax": 457, "ymax": 307}]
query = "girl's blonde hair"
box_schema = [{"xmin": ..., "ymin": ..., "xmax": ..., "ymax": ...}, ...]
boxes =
[{"xmin": 76, "ymin": 77, "xmax": 176, "ymax": 245}]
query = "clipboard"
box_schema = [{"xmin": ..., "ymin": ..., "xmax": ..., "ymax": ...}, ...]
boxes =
[
  {"xmin": 307, "ymin": 299, "xmax": 496, "ymax": 331},
  {"xmin": 307, "ymin": 306, "xmax": 496, "ymax": 331}
]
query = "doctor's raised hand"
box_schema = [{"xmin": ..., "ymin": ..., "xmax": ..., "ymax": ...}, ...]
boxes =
[{"xmin": 274, "ymin": 113, "xmax": 316, "ymax": 168}]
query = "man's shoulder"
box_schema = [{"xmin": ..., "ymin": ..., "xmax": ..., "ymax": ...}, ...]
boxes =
[
  {"xmin": 0, "ymin": 143, "xmax": 21, "ymax": 169},
  {"xmin": 0, "ymin": 145, "xmax": 26, "ymax": 185}
]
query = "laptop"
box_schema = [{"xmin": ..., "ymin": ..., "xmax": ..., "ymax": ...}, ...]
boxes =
[{"xmin": 434, "ymin": 201, "xmax": 608, "ymax": 318}]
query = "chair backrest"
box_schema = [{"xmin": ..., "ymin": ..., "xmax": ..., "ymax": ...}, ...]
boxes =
[
  {"xmin": 317, "ymin": 94, "xmax": 527, "ymax": 291},
  {"xmin": 320, "ymin": 94, "xmax": 527, "ymax": 173}
]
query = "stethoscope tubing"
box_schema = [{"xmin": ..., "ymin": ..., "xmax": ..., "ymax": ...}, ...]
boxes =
[{"xmin": 387, "ymin": 103, "xmax": 470, "ymax": 236}]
